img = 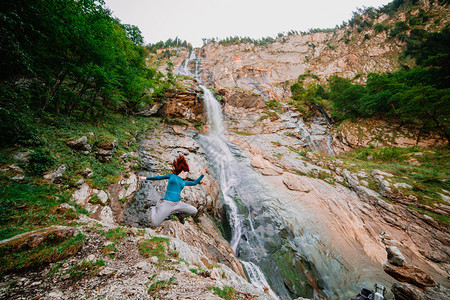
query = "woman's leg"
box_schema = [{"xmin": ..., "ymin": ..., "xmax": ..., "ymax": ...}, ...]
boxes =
[
  {"xmin": 173, "ymin": 201, "xmax": 198, "ymax": 217},
  {"xmin": 151, "ymin": 201, "xmax": 179, "ymax": 227}
]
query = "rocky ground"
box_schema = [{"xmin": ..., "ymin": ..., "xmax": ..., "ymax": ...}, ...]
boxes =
[{"xmin": 0, "ymin": 217, "xmax": 269, "ymax": 300}]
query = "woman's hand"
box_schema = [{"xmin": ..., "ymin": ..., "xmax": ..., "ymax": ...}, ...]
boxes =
[
  {"xmin": 202, "ymin": 168, "xmax": 207, "ymax": 175},
  {"xmin": 139, "ymin": 176, "xmax": 147, "ymax": 181}
]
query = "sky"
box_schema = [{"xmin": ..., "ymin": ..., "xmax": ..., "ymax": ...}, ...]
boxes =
[{"xmin": 103, "ymin": 0, "xmax": 393, "ymax": 47}]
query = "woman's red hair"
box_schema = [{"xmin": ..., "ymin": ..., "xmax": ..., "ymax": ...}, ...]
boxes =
[{"xmin": 172, "ymin": 155, "xmax": 189, "ymax": 175}]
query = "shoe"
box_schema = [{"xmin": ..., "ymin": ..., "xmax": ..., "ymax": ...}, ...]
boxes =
[
  {"xmin": 179, "ymin": 215, "xmax": 185, "ymax": 224},
  {"xmin": 149, "ymin": 207, "xmax": 156, "ymax": 228}
]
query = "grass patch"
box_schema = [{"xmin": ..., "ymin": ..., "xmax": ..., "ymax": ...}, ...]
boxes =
[
  {"xmin": 88, "ymin": 194, "xmax": 105, "ymax": 206},
  {"xmin": 0, "ymin": 177, "xmax": 86, "ymax": 240},
  {"xmin": 334, "ymin": 146, "xmax": 450, "ymax": 223},
  {"xmin": 0, "ymin": 232, "xmax": 85, "ymax": 275},
  {"xmin": 208, "ymin": 286, "xmax": 236, "ymax": 300},
  {"xmin": 66, "ymin": 259, "xmax": 105, "ymax": 279},
  {"xmin": 103, "ymin": 227, "xmax": 129, "ymax": 243},
  {"xmin": 234, "ymin": 130, "xmax": 253, "ymax": 136},
  {"xmin": 147, "ymin": 275, "xmax": 175, "ymax": 297},
  {"xmin": 138, "ymin": 237, "xmax": 170, "ymax": 261},
  {"xmin": 101, "ymin": 243, "xmax": 117, "ymax": 258}
]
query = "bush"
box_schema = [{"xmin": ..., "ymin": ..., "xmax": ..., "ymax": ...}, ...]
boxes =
[{"xmin": 27, "ymin": 148, "xmax": 55, "ymax": 176}]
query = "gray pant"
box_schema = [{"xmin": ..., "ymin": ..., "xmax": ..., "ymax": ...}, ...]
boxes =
[{"xmin": 150, "ymin": 200, "xmax": 197, "ymax": 227}]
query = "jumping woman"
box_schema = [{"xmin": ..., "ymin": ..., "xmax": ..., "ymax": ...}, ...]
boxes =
[{"xmin": 139, "ymin": 155, "xmax": 207, "ymax": 228}]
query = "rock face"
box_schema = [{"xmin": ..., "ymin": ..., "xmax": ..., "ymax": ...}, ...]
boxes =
[
  {"xmin": 148, "ymin": 78, "xmax": 205, "ymax": 123},
  {"xmin": 219, "ymin": 88, "xmax": 266, "ymax": 109}
]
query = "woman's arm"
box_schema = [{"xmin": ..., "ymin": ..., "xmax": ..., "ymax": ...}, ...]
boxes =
[
  {"xmin": 184, "ymin": 169, "xmax": 207, "ymax": 186},
  {"xmin": 139, "ymin": 174, "xmax": 171, "ymax": 181}
]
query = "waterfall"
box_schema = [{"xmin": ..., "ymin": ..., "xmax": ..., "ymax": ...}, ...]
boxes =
[
  {"xmin": 177, "ymin": 51, "xmax": 280, "ymax": 299},
  {"xmin": 198, "ymin": 84, "xmax": 280, "ymax": 300}
]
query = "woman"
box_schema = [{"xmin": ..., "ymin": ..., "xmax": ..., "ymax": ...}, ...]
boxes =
[{"xmin": 139, "ymin": 155, "xmax": 207, "ymax": 228}]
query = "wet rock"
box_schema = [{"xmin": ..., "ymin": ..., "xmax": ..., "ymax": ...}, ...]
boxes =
[{"xmin": 140, "ymin": 151, "xmax": 158, "ymax": 171}]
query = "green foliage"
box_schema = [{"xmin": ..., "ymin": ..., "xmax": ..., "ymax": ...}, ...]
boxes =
[
  {"xmin": 336, "ymin": 147, "xmax": 450, "ymax": 219},
  {"xmin": 146, "ymin": 37, "xmax": 192, "ymax": 53},
  {"xmin": 104, "ymin": 227, "xmax": 128, "ymax": 242},
  {"xmin": 147, "ymin": 275, "xmax": 175, "ymax": 296},
  {"xmin": 138, "ymin": 237, "xmax": 170, "ymax": 260},
  {"xmin": 66, "ymin": 259, "xmax": 105, "ymax": 279},
  {"xmin": 208, "ymin": 286, "xmax": 236, "ymax": 300},
  {"xmin": 0, "ymin": 232, "xmax": 85, "ymax": 275},
  {"xmin": 0, "ymin": 177, "xmax": 85, "ymax": 240},
  {"xmin": 101, "ymin": 243, "xmax": 117, "ymax": 258},
  {"xmin": 374, "ymin": 23, "xmax": 391, "ymax": 33},
  {"xmin": 1, "ymin": 0, "xmax": 172, "ymax": 131},
  {"xmin": 88, "ymin": 194, "xmax": 105, "ymax": 206},
  {"xmin": 26, "ymin": 148, "xmax": 56, "ymax": 176}
]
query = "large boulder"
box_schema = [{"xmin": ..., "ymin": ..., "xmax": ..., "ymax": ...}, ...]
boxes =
[{"xmin": 383, "ymin": 263, "xmax": 436, "ymax": 288}]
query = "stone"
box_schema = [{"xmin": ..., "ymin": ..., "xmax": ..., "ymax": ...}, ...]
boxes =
[
  {"xmin": 379, "ymin": 180, "xmax": 393, "ymax": 197},
  {"xmin": 72, "ymin": 183, "xmax": 91, "ymax": 206},
  {"xmin": 210, "ymin": 268, "xmax": 221, "ymax": 280},
  {"xmin": 55, "ymin": 203, "xmax": 76, "ymax": 213},
  {"xmin": 44, "ymin": 164, "xmax": 67, "ymax": 184},
  {"xmin": 134, "ymin": 261, "xmax": 152, "ymax": 272},
  {"xmin": 150, "ymin": 256, "xmax": 159, "ymax": 264},
  {"xmin": 13, "ymin": 151, "xmax": 30, "ymax": 162},
  {"xmin": 98, "ymin": 206, "xmax": 117, "ymax": 226},
  {"xmin": 371, "ymin": 170, "xmax": 394, "ymax": 177},
  {"xmin": 386, "ymin": 245, "xmax": 405, "ymax": 266},
  {"xmin": 98, "ymin": 266, "xmax": 116, "ymax": 276},
  {"xmin": 86, "ymin": 254, "xmax": 96, "ymax": 262},
  {"xmin": 394, "ymin": 182, "xmax": 412, "ymax": 189},
  {"xmin": 383, "ymin": 263, "xmax": 436, "ymax": 288},
  {"xmin": 82, "ymin": 168, "xmax": 94, "ymax": 177},
  {"xmin": 251, "ymin": 155, "xmax": 283, "ymax": 176},
  {"xmin": 66, "ymin": 136, "xmax": 91, "ymax": 152},
  {"xmin": 97, "ymin": 190, "xmax": 109, "ymax": 204}
]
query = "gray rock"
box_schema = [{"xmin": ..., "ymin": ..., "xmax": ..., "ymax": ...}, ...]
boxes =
[
  {"xmin": 98, "ymin": 267, "xmax": 116, "ymax": 276},
  {"xmin": 394, "ymin": 182, "xmax": 412, "ymax": 189},
  {"xmin": 379, "ymin": 180, "xmax": 393, "ymax": 197},
  {"xmin": 386, "ymin": 245, "xmax": 405, "ymax": 266},
  {"xmin": 67, "ymin": 136, "xmax": 91, "ymax": 152},
  {"xmin": 371, "ymin": 169, "xmax": 394, "ymax": 177},
  {"xmin": 44, "ymin": 164, "xmax": 66, "ymax": 184}
]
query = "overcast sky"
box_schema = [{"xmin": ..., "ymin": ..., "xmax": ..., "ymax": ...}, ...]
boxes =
[{"xmin": 103, "ymin": 0, "xmax": 393, "ymax": 47}]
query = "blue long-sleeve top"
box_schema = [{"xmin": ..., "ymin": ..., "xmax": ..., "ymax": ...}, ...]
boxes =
[{"xmin": 145, "ymin": 173, "xmax": 204, "ymax": 202}]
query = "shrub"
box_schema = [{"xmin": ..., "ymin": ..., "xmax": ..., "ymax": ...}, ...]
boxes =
[
  {"xmin": 27, "ymin": 148, "xmax": 56, "ymax": 176},
  {"xmin": 208, "ymin": 286, "xmax": 236, "ymax": 300}
]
